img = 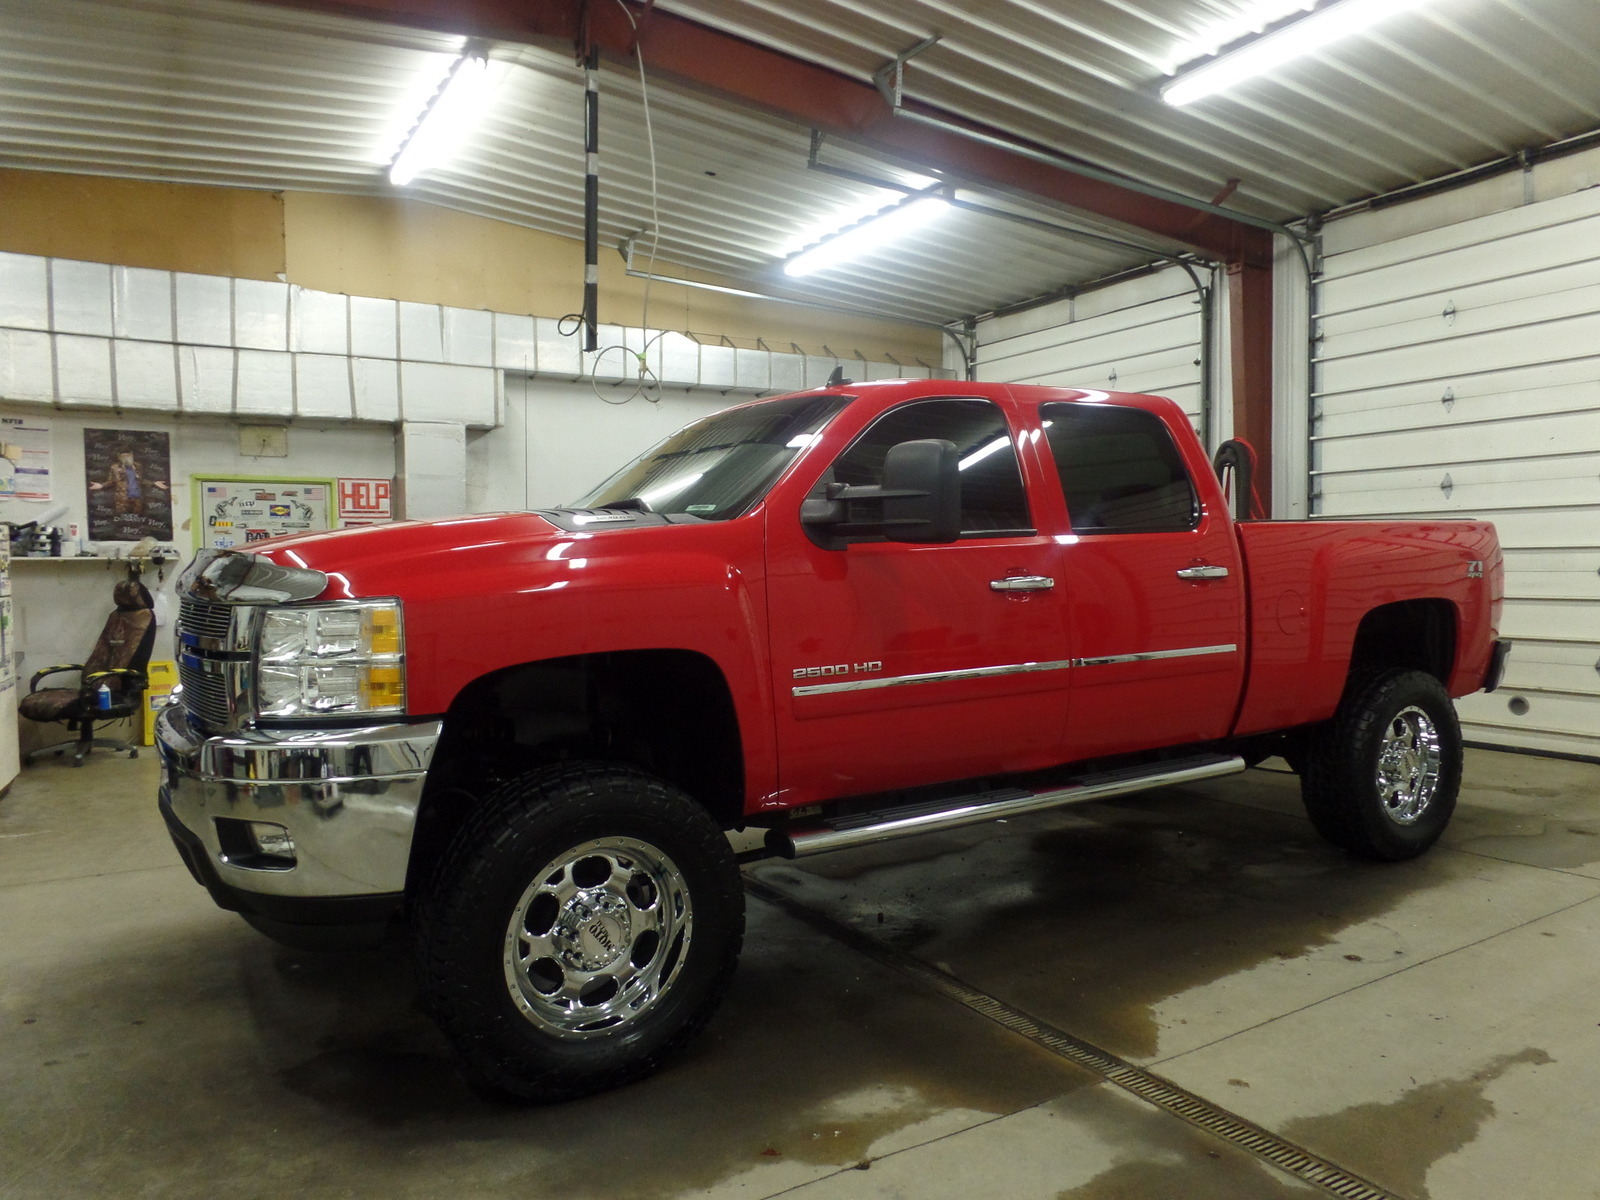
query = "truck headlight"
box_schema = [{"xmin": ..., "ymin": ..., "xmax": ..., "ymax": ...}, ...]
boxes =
[{"xmin": 255, "ymin": 600, "xmax": 405, "ymax": 718}]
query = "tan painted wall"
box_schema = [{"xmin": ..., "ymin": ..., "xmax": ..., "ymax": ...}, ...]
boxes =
[
  {"xmin": 0, "ymin": 169, "xmax": 942, "ymax": 362},
  {"xmin": 0, "ymin": 170, "xmax": 286, "ymax": 280}
]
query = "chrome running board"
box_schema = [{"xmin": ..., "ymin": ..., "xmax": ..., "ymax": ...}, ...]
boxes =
[{"xmin": 770, "ymin": 752, "xmax": 1246, "ymax": 859}]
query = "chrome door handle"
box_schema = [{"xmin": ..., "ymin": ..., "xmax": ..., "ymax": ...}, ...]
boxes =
[
  {"xmin": 991, "ymin": 575, "xmax": 1055, "ymax": 592},
  {"xmin": 1176, "ymin": 565, "xmax": 1230, "ymax": 580}
]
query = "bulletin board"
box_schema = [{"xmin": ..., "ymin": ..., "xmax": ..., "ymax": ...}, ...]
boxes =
[{"xmin": 193, "ymin": 476, "xmax": 334, "ymax": 550}]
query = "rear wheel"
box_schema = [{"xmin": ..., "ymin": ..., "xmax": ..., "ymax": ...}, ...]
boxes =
[
  {"xmin": 415, "ymin": 762, "xmax": 743, "ymax": 1101},
  {"xmin": 1301, "ymin": 669, "xmax": 1462, "ymax": 861}
]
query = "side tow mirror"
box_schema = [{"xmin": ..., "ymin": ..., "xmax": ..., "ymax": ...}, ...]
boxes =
[{"xmin": 801, "ymin": 438, "xmax": 960, "ymax": 547}]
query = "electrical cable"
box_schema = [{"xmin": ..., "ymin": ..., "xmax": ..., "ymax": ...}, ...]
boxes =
[{"xmin": 570, "ymin": 0, "xmax": 668, "ymax": 406}]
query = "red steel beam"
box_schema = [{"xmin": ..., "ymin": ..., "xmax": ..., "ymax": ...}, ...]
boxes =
[
  {"xmin": 1229, "ymin": 261, "xmax": 1275, "ymax": 513},
  {"xmin": 251, "ymin": 0, "xmax": 1278, "ymax": 458},
  {"xmin": 257, "ymin": 0, "xmax": 1272, "ymax": 266}
]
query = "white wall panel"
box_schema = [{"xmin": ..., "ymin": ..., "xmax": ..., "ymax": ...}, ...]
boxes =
[
  {"xmin": 291, "ymin": 287, "xmax": 348, "ymax": 356},
  {"xmin": 233, "ymin": 279, "xmax": 289, "ymax": 351},
  {"xmin": 349, "ymin": 295, "xmax": 398, "ymax": 360},
  {"xmin": 493, "ymin": 313, "xmax": 536, "ymax": 372},
  {"xmin": 293, "ymin": 353, "xmax": 353, "ymax": 420},
  {"xmin": 734, "ymin": 347, "xmax": 770, "ymax": 392},
  {"xmin": 352, "ymin": 357, "xmax": 401, "ymax": 423},
  {"xmin": 0, "ymin": 252, "xmax": 49, "ymax": 330},
  {"xmin": 1316, "ymin": 185, "xmax": 1600, "ymax": 758},
  {"xmin": 113, "ymin": 266, "xmax": 173, "ymax": 342},
  {"xmin": 0, "ymin": 251, "xmax": 927, "ymax": 445},
  {"xmin": 50, "ymin": 259, "xmax": 112, "ymax": 337},
  {"xmin": 399, "ymin": 360, "xmax": 496, "ymax": 426},
  {"xmin": 973, "ymin": 265, "xmax": 1208, "ymax": 434},
  {"xmin": 770, "ymin": 347, "xmax": 805, "ymax": 392},
  {"xmin": 235, "ymin": 349, "xmax": 293, "ymax": 417},
  {"xmin": 0, "ymin": 329, "xmax": 54, "ymax": 402},
  {"xmin": 1317, "ymin": 368, "xmax": 1597, "ymax": 439},
  {"xmin": 442, "ymin": 307, "xmax": 494, "ymax": 367},
  {"xmin": 113, "ymin": 340, "xmax": 178, "ymax": 410},
  {"xmin": 53, "ymin": 333, "xmax": 112, "ymax": 405},
  {"xmin": 533, "ymin": 317, "xmax": 581, "ymax": 378},
  {"xmin": 472, "ymin": 375, "xmax": 730, "ymax": 514},
  {"xmin": 174, "ymin": 272, "xmax": 232, "ymax": 347},
  {"xmin": 397, "ymin": 301, "xmax": 443, "ymax": 362},
  {"xmin": 178, "ymin": 345, "xmax": 235, "ymax": 415},
  {"xmin": 698, "ymin": 343, "xmax": 737, "ymax": 389}
]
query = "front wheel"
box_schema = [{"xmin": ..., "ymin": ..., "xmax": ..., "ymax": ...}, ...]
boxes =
[
  {"xmin": 1300, "ymin": 669, "xmax": 1463, "ymax": 861},
  {"xmin": 415, "ymin": 762, "xmax": 744, "ymax": 1101}
]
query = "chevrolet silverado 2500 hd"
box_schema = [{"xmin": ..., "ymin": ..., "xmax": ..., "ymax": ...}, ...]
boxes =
[{"xmin": 158, "ymin": 379, "xmax": 1507, "ymax": 1100}]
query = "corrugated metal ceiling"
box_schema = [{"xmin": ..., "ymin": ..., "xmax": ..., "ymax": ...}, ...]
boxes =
[
  {"xmin": 663, "ymin": 0, "xmax": 1600, "ymax": 219},
  {"xmin": 2, "ymin": 0, "xmax": 1597, "ymax": 328}
]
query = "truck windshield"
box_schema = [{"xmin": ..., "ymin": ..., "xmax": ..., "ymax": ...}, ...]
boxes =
[{"xmin": 571, "ymin": 393, "xmax": 850, "ymax": 520}]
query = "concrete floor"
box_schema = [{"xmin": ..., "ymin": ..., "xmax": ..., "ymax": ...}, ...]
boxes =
[{"xmin": 3, "ymin": 744, "xmax": 1599, "ymax": 1200}]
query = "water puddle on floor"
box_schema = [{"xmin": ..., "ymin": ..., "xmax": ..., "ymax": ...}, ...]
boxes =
[
  {"xmin": 257, "ymin": 901, "xmax": 1094, "ymax": 1200},
  {"xmin": 1280, "ymin": 1048, "xmax": 1554, "ymax": 1199},
  {"xmin": 754, "ymin": 785, "xmax": 1439, "ymax": 1059}
]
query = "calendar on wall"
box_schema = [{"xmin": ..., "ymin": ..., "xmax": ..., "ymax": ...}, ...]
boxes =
[{"xmin": 193, "ymin": 477, "xmax": 334, "ymax": 550}]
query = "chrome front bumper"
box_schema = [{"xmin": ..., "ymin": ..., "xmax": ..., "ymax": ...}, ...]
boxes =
[{"xmin": 155, "ymin": 703, "xmax": 440, "ymax": 901}]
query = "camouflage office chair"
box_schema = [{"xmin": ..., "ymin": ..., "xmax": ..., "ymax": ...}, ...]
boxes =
[{"xmin": 20, "ymin": 580, "xmax": 156, "ymax": 766}]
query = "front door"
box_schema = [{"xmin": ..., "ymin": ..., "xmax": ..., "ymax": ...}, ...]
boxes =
[{"xmin": 764, "ymin": 397, "xmax": 1073, "ymax": 809}]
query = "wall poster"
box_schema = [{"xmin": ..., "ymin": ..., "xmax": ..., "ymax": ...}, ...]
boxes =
[
  {"xmin": 194, "ymin": 477, "xmax": 334, "ymax": 550},
  {"xmin": 85, "ymin": 427, "xmax": 174, "ymax": 541},
  {"xmin": 337, "ymin": 477, "xmax": 394, "ymax": 528},
  {"xmin": 0, "ymin": 416, "xmax": 53, "ymax": 501}
]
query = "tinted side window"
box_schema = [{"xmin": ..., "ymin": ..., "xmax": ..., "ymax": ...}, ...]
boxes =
[
  {"xmin": 828, "ymin": 399, "xmax": 1032, "ymax": 536},
  {"xmin": 1041, "ymin": 402, "xmax": 1199, "ymax": 534}
]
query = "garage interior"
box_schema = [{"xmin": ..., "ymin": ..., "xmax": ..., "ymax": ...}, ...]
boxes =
[{"xmin": 2, "ymin": 1, "xmax": 1599, "ymax": 1197}]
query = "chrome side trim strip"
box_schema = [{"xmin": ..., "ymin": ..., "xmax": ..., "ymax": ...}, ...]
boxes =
[
  {"xmin": 792, "ymin": 643, "xmax": 1238, "ymax": 697},
  {"xmin": 777, "ymin": 753, "xmax": 1247, "ymax": 857},
  {"xmin": 793, "ymin": 658, "xmax": 1075, "ymax": 698},
  {"xmin": 1072, "ymin": 643, "xmax": 1238, "ymax": 668}
]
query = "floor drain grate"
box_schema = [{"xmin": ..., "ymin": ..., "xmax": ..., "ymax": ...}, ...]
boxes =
[{"xmin": 746, "ymin": 876, "xmax": 1404, "ymax": 1200}]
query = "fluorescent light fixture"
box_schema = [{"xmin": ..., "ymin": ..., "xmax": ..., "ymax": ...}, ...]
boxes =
[
  {"xmin": 958, "ymin": 436, "xmax": 1011, "ymax": 471},
  {"xmin": 1162, "ymin": 0, "xmax": 1314, "ymax": 74},
  {"xmin": 639, "ymin": 472, "xmax": 704, "ymax": 507},
  {"xmin": 1161, "ymin": 0, "xmax": 1437, "ymax": 107},
  {"xmin": 783, "ymin": 194, "xmax": 950, "ymax": 277},
  {"xmin": 388, "ymin": 48, "xmax": 494, "ymax": 186}
]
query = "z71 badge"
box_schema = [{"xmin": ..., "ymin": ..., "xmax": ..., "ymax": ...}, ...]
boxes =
[{"xmin": 793, "ymin": 661, "xmax": 883, "ymax": 680}]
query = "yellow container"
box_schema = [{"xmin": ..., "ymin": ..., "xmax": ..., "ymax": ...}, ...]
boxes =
[{"xmin": 142, "ymin": 659, "xmax": 177, "ymax": 746}]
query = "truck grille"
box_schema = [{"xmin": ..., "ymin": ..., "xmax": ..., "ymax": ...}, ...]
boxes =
[
  {"xmin": 175, "ymin": 598, "xmax": 248, "ymax": 731},
  {"xmin": 179, "ymin": 597, "xmax": 235, "ymax": 641},
  {"xmin": 177, "ymin": 659, "xmax": 233, "ymax": 729}
]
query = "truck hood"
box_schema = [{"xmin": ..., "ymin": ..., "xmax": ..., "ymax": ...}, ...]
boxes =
[
  {"xmin": 231, "ymin": 508, "xmax": 729, "ymax": 604},
  {"xmin": 239, "ymin": 511, "xmax": 594, "ymax": 599}
]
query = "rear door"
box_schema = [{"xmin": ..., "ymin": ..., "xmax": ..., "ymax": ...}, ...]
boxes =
[{"xmin": 1040, "ymin": 401, "xmax": 1246, "ymax": 759}]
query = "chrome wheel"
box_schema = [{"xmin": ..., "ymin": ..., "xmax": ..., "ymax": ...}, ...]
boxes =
[
  {"xmin": 1374, "ymin": 705, "xmax": 1442, "ymax": 826},
  {"xmin": 502, "ymin": 835, "xmax": 693, "ymax": 1039}
]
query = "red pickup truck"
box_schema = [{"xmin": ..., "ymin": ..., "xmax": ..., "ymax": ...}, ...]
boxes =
[{"xmin": 158, "ymin": 379, "xmax": 1506, "ymax": 1101}]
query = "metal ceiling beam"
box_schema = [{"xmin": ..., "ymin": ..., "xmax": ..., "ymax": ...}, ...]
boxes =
[
  {"xmin": 253, "ymin": 0, "xmax": 1273, "ymax": 266},
  {"xmin": 246, "ymin": 0, "xmax": 1277, "ymax": 487}
]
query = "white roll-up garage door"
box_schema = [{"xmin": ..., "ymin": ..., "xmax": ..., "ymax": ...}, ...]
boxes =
[
  {"xmin": 974, "ymin": 265, "xmax": 1210, "ymax": 435},
  {"xmin": 1314, "ymin": 187, "xmax": 1600, "ymax": 758}
]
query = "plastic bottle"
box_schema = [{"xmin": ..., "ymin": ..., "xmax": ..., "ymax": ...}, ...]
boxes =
[{"xmin": 96, "ymin": 682, "xmax": 112, "ymax": 710}]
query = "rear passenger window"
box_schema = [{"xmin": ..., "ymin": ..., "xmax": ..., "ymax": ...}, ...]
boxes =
[
  {"xmin": 826, "ymin": 398, "xmax": 1033, "ymax": 536},
  {"xmin": 1041, "ymin": 402, "xmax": 1199, "ymax": 534}
]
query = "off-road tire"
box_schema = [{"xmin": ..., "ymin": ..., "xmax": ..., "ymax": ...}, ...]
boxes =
[
  {"xmin": 415, "ymin": 761, "xmax": 744, "ymax": 1101},
  {"xmin": 1301, "ymin": 669, "xmax": 1462, "ymax": 861}
]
